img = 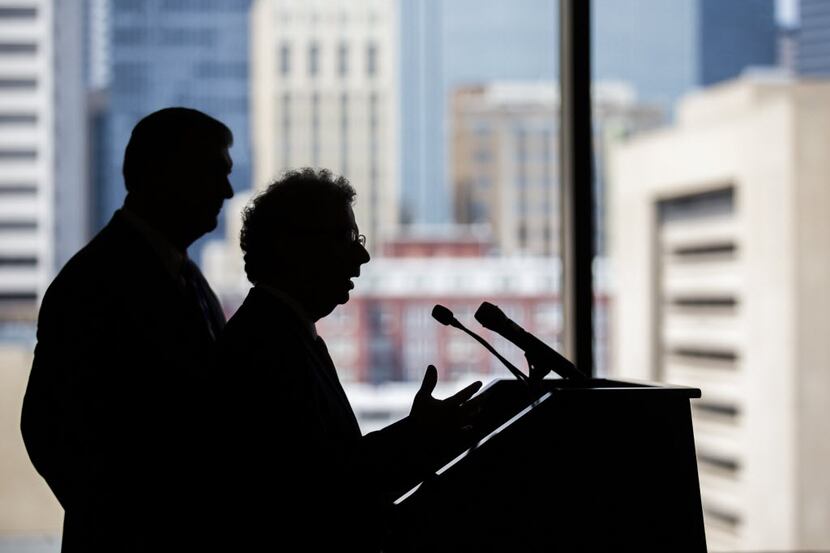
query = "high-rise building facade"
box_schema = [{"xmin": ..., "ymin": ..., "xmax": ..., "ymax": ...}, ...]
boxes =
[
  {"xmin": 249, "ymin": 0, "xmax": 398, "ymax": 248},
  {"xmin": 400, "ymin": 0, "xmax": 558, "ymax": 226},
  {"xmin": 54, "ymin": 0, "xmax": 89, "ymax": 273},
  {"xmin": 400, "ymin": 0, "xmax": 777, "ymax": 226},
  {"xmin": 452, "ymin": 82, "xmax": 663, "ymax": 257},
  {"xmin": 609, "ymin": 76, "xmax": 830, "ymax": 550},
  {"xmin": 398, "ymin": 0, "xmax": 443, "ymax": 226},
  {"xmin": 99, "ymin": 0, "xmax": 253, "ymax": 255},
  {"xmin": 204, "ymin": 0, "xmax": 398, "ymax": 289},
  {"xmin": 796, "ymin": 0, "xmax": 830, "ymax": 75},
  {"xmin": 0, "ymin": 1, "xmax": 55, "ymax": 324}
]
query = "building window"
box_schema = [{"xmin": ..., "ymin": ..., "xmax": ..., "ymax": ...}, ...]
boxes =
[
  {"xmin": 0, "ymin": 113, "xmax": 37, "ymax": 125},
  {"xmin": 0, "ymin": 78, "xmax": 37, "ymax": 89},
  {"xmin": 338, "ymin": 42, "xmax": 349, "ymax": 77},
  {"xmin": 159, "ymin": 28, "xmax": 214, "ymax": 46},
  {"xmin": 340, "ymin": 92, "xmax": 349, "ymax": 175},
  {"xmin": 281, "ymin": 92, "xmax": 291, "ymax": 167},
  {"xmin": 279, "ymin": 43, "xmax": 291, "ymax": 76},
  {"xmin": 196, "ymin": 61, "xmax": 247, "ymax": 79},
  {"xmin": 311, "ymin": 92, "xmax": 320, "ymax": 166},
  {"xmin": 309, "ymin": 41, "xmax": 320, "ymax": 77},
  {"xmin": 0, "ymin": 183, "xmax": 37, "ymax": 194},
  {"xmin": 0, "ymin": 256, "xmax": 37, "ymax": 267},
  {"xmin": 0, "ymin": 42, "xmax": 37, "ymax": 54},
  {"xmin": 369, "ymin": 92, "xmax": 379, "ymax": 238},
  {"xmin": 515, "ymin": 128, "xmax": 528, "ymax": 163},
  {"xmin": 366, "ymin": 42, "xmax": 378, "ymax": 77},
  {"xmin": 0, "ymin": 221, "xmax": 38, "ymax": 230},
  {"xmin": 0, "ymin": 7, "xmax": 36, "ymax": 18},
  {"xmin": 0, "ymin": 149, "xmax": 37, "ymax": 160},
  {"xmin": 113, "ymin": 27, "xmax": 146, "ymax": 46}
]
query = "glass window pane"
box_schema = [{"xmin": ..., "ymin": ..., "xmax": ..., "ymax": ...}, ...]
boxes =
[{"xmin": 594, "ymin": 0, "xmax": 830, "ymax": 549}]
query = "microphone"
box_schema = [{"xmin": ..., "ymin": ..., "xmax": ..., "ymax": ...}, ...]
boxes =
[
  {"xmin": 431, "ymin": 305, "xmax": 528, "ymax": 383},
  {"xmin": 474, "ymin": 302, "xmax": 585, "ymax": 380}
]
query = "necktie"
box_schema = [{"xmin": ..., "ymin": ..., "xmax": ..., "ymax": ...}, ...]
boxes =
[
  {"xmin": 313, "ymin": 336, "xmax": 361, "ymax": 437},
  {"xmin": 180, "ymin": 258, "xmax": 225, "ymax": 340}
]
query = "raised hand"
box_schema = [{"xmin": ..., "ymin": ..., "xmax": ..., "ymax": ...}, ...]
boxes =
[{"xmin": 410, "ymin": 365, "xmax": 482, "ymax": 436}]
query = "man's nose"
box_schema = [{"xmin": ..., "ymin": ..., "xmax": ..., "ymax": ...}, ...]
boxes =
[
  {"xmin": 222, "ymin": 178, "xmax": 234, "ymax": 199},
  {"xmin": 357, "ymin": 243, "xmax": 370, "ymax": 264}
]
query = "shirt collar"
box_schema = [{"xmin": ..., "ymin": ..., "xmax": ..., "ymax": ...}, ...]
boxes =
[
  {"xmin": 119, "ymin": 207, "xmax": 187, "ymax": 281},
  {"xmin": 257, "ymin": 284, "xmax": 318, "ymax": 339}
]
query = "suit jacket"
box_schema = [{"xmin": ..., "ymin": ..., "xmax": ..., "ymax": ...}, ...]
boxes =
[
  {"xmin": 215, "ymin": 286, "xmax": 432, "ymax": 552},
  {"xmin": 21, "ymin": 211, "xmax": 224, "ymax": 552}
]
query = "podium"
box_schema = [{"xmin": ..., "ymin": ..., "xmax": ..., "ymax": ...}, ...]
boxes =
[{"xmin": 389, "ymin": 378, "xmax": 707, "ymax": 552}]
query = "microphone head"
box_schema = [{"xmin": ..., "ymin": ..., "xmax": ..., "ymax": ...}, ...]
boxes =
[
  {"xmin": 474, "ymin": 301, "xmax": 508, "ymax": 330},
  {"xmin": 431, "ymin": 304, "xmax": 457, "ymax": 327}
]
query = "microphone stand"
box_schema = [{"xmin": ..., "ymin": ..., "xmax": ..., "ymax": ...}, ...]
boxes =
[{"xmin": 454, "ymin": 324, "xmax": 529, "ymax": 384}]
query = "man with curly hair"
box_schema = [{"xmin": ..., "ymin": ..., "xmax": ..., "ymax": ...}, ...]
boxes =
[{"xmin": 216, "ymin": 168, "xmax": 480, "ymax": 551}]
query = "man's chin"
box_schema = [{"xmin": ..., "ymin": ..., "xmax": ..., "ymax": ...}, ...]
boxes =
[{"xmin": 198, "ymin": 216, "xmax": 219, "ymax": 236}]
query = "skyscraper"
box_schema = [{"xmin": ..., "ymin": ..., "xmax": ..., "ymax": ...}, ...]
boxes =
[
  {"xmin": 400, "ymin": 0, "xmax": 777, "ymax": 225},
  {"xmin": 399, "ymin": 0, "xmax": 443, "ymax": 226},
  {"xmin": 796, "ymin": 0, "xmax": 830, "ymax": 75},
  {"xmin": 451, "ymin": 81, "xmax": 663, "ymax": 257},
  {"xmin": 99, "ymin": 0, "xmax": 253, "ymax": 259},
  {"xmin": 54, "ymin": 0, "xmax": 90, "ymax": 272},
  {"xmin": 0, "ymin": 1, "xmax": 56, "ymax": 324},
  {"xmin": 609, "ymin": 75, "xmax": 830, "ymax": 550},
  {"xmin": 400, "ymin": 0, "xmax": 558, "ymax": 226},
  {"xmin": 203, "ymin": 0, "xmax": 399, "ymax": 301},
  {"xmin": 249, "ymin": 0, "xmax": 399, "ymax": 248}
]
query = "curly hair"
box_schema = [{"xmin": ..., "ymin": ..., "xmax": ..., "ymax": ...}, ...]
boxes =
[{"xmin": 240, "ymin": 168, "xmax": 356, "ymax": 284}]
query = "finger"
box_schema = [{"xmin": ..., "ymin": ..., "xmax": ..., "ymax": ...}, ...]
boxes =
[
  {"xmin": 418, "ymin": 365, "xmax": 438, "ymax": 397},
  {"xmin": 446, "ymin": 381, "xmax": 482, "ymax": 405}
]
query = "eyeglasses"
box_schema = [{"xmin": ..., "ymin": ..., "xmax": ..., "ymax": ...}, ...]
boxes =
[
  {"xmin": 350, "ymin": 230, "xmax": 367, "ymax": 247},
  {"xmin": 295, "ymin": 227, "xmax": 367, "ymax": 247}
]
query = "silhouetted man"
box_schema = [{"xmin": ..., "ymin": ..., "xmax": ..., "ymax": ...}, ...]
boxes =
[
  {"xmin": 21, "ymin": 108, "xmax": 234, "ymax": 552},
  {"xmin": 216, "ymin": 168, "xmax": 481, "ymax": 552}
]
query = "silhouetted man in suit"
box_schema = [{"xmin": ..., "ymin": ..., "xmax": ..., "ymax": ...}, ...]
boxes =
[
  {"xmin": 21, "ymin": 107, "xmax": 234, "ymax": 552},
  {"xmin": 217, "ymin": 168, "xmax": 481, "ymax": 552}
]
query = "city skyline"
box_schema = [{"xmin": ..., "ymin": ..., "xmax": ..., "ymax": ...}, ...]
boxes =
[{"xmin": 1, "ymin": 2, "xmax": 828, "ymax": 551}]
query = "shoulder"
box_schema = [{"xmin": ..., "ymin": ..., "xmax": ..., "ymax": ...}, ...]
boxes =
[
  {"xmin": 222, "ymin": 289, "xmax": 302, "ymax": 347},
  {"xmin": 218, "ymin": 288, "xmax": 316, "ymax": 375},
  {"xmin": 38, "ymin": 215, "xmax": 168, "ymax": 328},
  {"xmin": 47, "ymin": 215, "xmax": 148, "ymax": 291}
]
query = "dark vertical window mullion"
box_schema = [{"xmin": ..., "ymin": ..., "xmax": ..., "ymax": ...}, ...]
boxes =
[{"xmin": 559, "ymin": 0, "xmax": 594, "ymax": 377}]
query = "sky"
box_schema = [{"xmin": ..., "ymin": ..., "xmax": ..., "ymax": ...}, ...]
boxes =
[{"xmin": 776, "ymin": 0, "xmax": 798, "ymax": 26}]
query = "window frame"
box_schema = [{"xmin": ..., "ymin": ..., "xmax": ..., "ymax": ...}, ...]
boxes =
[{"xmin": 559, "ymin": 0, "xmax": 594, "ymax": 377}]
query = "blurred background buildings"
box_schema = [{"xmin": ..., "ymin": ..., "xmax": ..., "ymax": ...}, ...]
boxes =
[
  {"xmin": 2, "ymin": 0, "xmax": 829, "ymax": 551},
  {"xmin": 611, "ymin": 76, "xmax": 830, "ymax": 550}
]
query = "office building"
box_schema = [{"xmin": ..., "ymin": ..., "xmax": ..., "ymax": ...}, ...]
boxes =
[
  {"xmin": 400, "ymin": 0, "xmax": 559, "ymax": 225},
  {"xmin": 452, "ymin": 81, "xmax": 663, "ymax": 257},
  {"xmin": 0, "ymin": 1, "xmax": 55, "ymax": 322},
  {"xmin": 609, "ymin": 75, "xmax": 830, "ymax": 550},
  {"xmin": 400, "ymin": 0, "xmax": 777, "ymax": 226},
  {"xmin": 249, "ymin": 0, "xmax": 398, "ymax": 249},
  {"xmin": 796, "ymin": 0, "xmax": 830, "ymax": 75},
  {"xmin": 204, "ymin": 0, "xmax": 399, "ymax": 290},
  {"xmin": 54, "ymin": 0, "xmax": 89, "ymax": 272}
]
